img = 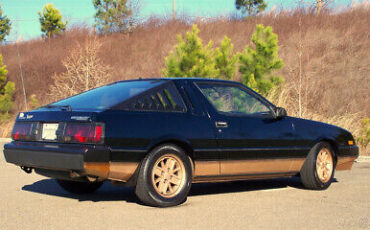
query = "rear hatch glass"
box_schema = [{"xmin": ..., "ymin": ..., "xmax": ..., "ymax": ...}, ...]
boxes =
[{"xmin": 49, "ymin": 80, "xmax": 165, "ymax": 110}]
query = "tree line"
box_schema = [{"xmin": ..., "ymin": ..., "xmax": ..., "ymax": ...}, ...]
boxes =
[
  {"xmin": 0, "ymin": 0, "xmax": 342, "ymax": 121},
  {"xmin": 0, "ymin": 0, "xmax": 332, "ymax": 42}
]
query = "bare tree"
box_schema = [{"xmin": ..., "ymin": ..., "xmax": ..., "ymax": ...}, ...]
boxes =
[
  {"xmin": 297, "ymin": 17, "xmax": 304, "ymax": 117},
  {"xmin": 127, "ymin": 0, "xmax": 142, "ymax": 32},
  {"xmin": 316, "ymin": 0, "xmax": 332, "ymax": 15},
  {"xmin": 49, "ymin": 37, "xmax": 113, "ymax": 101},
  {"xmin": 296, "ymin": 0, "xmax": 333, "ymax": 15},
  {"xmin": 172, "ymin": 0, "xmax": 175, "ymax": 20}
]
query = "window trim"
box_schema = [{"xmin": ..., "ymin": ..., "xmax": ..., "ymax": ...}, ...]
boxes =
[
  {"xmin": 112, "ymin": 81, "xmax": 188, "ymax": 113},
  {"xmin": 194, "ymin": 81, "xmax": 276, "ymax": 117},
  {"xmin": 180, "ymin": 86, "xmax": 194, "ymax": 110}
]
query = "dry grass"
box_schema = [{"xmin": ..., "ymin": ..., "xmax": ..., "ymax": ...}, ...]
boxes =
[{"xmin": 0, "ymin": 7, "xmax": 369, "ymax": 154}]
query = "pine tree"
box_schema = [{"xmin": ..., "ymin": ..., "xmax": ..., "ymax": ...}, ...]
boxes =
[
  {"xmin": 238, "ymin": 24, "xmax": 283, "ymax": 95},
  {"xmin": 93, "ymin": 0, "xmax": 131, "ymax": 34},
  {"xmin": 235, "ymin": 0, "xmax": 267, "ymax": 17},
  {"xmin": 162, "ymin": 24, "xmax": 219, "ymax": 79},
  {"xmin": 0, "ymin": 54, "xmax": 15, "ymax": 120},
  {"xmin": 214, "ymin": 36, "xmax": 238, "ymax": 80},
  {"xmin": 357, "ymin": 118, "xmax": 370, "ymax": 149},
  {"xmin": 0, "ymin": 4, "xmax": 11, "ymax": 42},
  {"xmin": 38, "ymin": 4, "xmax": 68, "ymax": 38}
]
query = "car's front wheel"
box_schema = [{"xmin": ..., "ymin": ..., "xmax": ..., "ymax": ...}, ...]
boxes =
[
  {"xmin": 135, "ymin": 144, "xmax": 192, "ymax": 207},
  {"xmin": 300, "ymin": 142, "xmax": 335, "ymax": 190},
  {"xmin": 56, "ymin": 179, "xmax": 103, "ymax": 194}
]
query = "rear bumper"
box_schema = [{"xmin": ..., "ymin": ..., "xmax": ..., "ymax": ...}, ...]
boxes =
[
  {"xmin": 3, "ymin": 141, "xmax": 110, "ymax": 172},
  {"xmin": 4, "ymin": 148, "xmax": 85, "ymax": 170},
  {"xmin": 3, "ymin": 141, "xmax": 139, "ymax": 182}
]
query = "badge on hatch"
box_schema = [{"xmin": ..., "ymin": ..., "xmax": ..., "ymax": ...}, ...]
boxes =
[{"xmin": 19, "ymin": 113, "xmax": 33, "ymax": 119}]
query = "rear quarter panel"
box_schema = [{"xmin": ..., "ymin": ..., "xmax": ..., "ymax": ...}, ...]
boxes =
[{"xmin": 97, "ymin": 110, "xmax": 216, "ymax": 162}]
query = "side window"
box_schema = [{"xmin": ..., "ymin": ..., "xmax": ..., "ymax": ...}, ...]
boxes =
[
  {"xmin": 197, "ymin": 83, "xmax": 271, "ymax": 115},
  {"xmin": 123, "ymin": 83, "xmax": 186, "ymax": 112}
]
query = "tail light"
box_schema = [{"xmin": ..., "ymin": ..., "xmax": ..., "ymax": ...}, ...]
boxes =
[
  {"xmin": 12, "ymin": 122, "xmax": 34, "ymax": 140},
  {"xmin": 12, "ymin": 122, "xmax": 104, "ymax": 144},
  {"xmin": 64, "ymin": 123, "xmax": 104, "ymax": 144}
]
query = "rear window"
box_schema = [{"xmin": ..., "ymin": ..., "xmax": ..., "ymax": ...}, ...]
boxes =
[{"xmin": 50, "ymin": 80, "xmax": 165, "ymax": 110}]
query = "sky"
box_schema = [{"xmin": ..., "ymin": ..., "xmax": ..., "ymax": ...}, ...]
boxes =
[{"xmin": 0, "ymin": 0, "xmax": 358, "ymax": 42}]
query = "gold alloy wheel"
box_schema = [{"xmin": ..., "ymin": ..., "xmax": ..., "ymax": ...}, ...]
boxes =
[
  {"xmin": 316, "ymin": 148, "xmax": 334, "ymax": 183},
  {"xmin": 151, "ymin": 154, "xmax": 186, "ymax": 198}
]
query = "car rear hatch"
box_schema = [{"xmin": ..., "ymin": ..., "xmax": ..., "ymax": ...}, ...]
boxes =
[
  {"xmin": 11, "ymin": 109, "xmax": 103, "ymax": 144},
  {"xmin": 4, "ymin": 109, "xmax": 110, "ymax": 173}
]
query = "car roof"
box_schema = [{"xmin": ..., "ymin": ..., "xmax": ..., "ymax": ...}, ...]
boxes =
[
  {"xmin": 99, "ymin": 77, "xmax": 276, "ymax": 110},
  {"xmin": 113, "ymin": 77, "xmax": 239, "ymax": 85}
]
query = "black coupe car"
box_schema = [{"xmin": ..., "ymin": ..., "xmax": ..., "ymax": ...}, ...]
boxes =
[{"xmin": 3, "ymin": 78, "xmax": 358, "ymax": 207}]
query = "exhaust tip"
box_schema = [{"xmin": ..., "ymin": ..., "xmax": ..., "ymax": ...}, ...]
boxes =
[{"xmin": 21, "ymin": 166, "xmax": 33, "ymax": 174}]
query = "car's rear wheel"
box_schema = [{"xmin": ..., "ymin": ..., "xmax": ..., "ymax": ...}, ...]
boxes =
[
  {"xmin": 56, "ymin": 179, "xmax": 103, "ymax": 194},
  {"xmin": 135, "ymin": 144, "xmax": 192, "ymax": 207},
  {"xmin": 300, "ymin": 142, "xmax": 335, "ymax": 190}
]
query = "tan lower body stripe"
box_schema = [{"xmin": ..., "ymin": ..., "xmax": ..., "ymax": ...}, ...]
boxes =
[
  {"xmin": 336, "ymin": 156, "xmax": 356, "ymax": 170},
  {"xmin": 84, "ymin": 162, "xmax": 139, "ymax": 182},
  {"xmin": 84, "ymin": 156, "xmax": 356, "ymax": 183},
  {"xmin": 194, "ymin": 158, "xmax": 305, "ymax": 177},
  {"xmin": 221, "ymin": 158, "xmax": 305, "ymax": 175}
]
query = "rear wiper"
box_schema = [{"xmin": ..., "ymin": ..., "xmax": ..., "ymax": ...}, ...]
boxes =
[{"xmin": 43, "ymin": 105, "xmax": 72, "ymax": 111}]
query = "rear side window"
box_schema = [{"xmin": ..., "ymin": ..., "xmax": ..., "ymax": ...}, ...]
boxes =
[
  {"xmin": 50, "ymin": 80, "xmax": 165, "ymax": 110},
  {"xmin": 119, "ymin": 82, "xmax": 186, "ymax": 112}
]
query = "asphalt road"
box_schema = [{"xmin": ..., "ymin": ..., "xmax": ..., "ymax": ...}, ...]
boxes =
[{"xmin": 0, "ymin": 141, "xmax": 369, "ymax": 230}]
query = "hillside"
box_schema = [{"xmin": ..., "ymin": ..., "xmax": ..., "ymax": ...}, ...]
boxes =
[{"xmin": 0, "ymin": 7, "xmax": 369, "ymax": 153}]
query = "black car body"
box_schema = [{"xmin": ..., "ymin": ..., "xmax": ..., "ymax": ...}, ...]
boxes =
[{"xmin": 3, "ymin": 78, "xmax": 359, "ymax": 207}]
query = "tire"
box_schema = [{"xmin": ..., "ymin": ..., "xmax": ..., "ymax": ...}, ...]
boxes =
[
  {"xmin": 135, "ymin": 144, "xmax": 192, "ymax": 207},
  {"xmin": 56, "ymin": 179, "xmax": 103, "ymax": 194},
  {"xmin": 300, "ymin": 142, "xmax": 336, "ymax": 190}
]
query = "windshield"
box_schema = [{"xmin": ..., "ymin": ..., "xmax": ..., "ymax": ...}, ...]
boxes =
[{"xmin": 50, "ymin": 80, "xmax": 165, "ymax": 110}]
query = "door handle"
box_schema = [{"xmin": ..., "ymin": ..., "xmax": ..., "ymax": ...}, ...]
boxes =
[{"xmin": 215, "ymin": 121, "xmax": 228, "ymax": 128}]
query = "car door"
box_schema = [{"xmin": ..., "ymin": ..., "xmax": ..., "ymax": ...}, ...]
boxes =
[
  {"xmin": 175, "ymin": 80, "xmax": 220, "ymax": 178},
  {"xmin": 195, "ymin": 82, "xmax": 303, "ymax": 177}
]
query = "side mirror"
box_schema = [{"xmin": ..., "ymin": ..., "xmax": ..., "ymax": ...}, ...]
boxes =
[{"xmin": 274, "ymin": 107, "xmax": 287, "ymax": 119}]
